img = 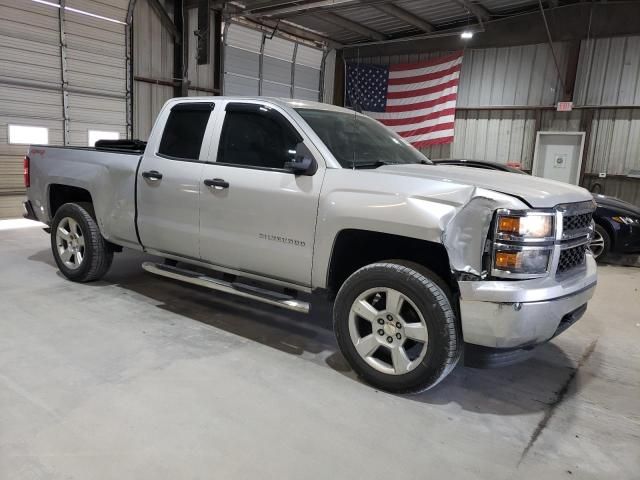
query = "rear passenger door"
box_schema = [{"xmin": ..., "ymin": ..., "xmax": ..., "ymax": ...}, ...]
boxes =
[
  {"xmin": 199, "ymin": 102, "xmax": 325, "ymax": 287},
  {"xmin": 137, "ymin": 101, "xmax": 215, "ymax": 259}
]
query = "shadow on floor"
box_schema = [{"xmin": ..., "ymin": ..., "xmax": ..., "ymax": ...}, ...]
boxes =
[{"xmin": 28, "ymin": 247, "xmax": 590, "ymax": 416}]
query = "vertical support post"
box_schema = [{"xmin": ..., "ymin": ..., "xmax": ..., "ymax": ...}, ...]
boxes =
[
  {"xmin": 58, "ymin": 0, "xmax": 70, "ymax": 145},
  {"xmin": 579, "ymin": 108, "xmax": 594, "ymax": 187},
  {"xmin": 196, "ymin": 0, "xmax": 210, "ymax": 65},
  {"xmin": 258, "ymin": 32, "xmax": 266, "ymax": 96},
  {"xmin": 531, "ymin": 109, "xmax": 542, "ymax": 173},
  {"xmin": 319, "ymin": 48, "xmax": 328, "ymax": 102},
  {"xmin": 563, "ymin": 40, "xmax": 581, "ymax": 102},
  {"xmin": 213, "ymin": 9, "xmax": 222, "ymax": 95},
  {"xmin": 290, "ymin": 43, "xmax": 298, "ymax": 99},
  {"xmin": 125, "ymin": 9, "xmax": 133, "ymax": 139},
  {"xmin": 173, "ymin": 0, "xmax": 188, "ymax": 97},
  {"xmin": 221, "ymin": 20, "xmax": 229, "ymax": 96},
  {"xmin": 333, "ymin": 49, "xmax": 344, "ymax": 106}
]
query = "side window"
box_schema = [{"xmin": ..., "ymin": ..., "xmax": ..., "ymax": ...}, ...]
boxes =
[
  {"xmin": 218, "ymin": 106, "xmax": 301, "ymax": 170},
  {"xmin": 158, "ymin": 103, "xmax": 213, "ymax": 160}
]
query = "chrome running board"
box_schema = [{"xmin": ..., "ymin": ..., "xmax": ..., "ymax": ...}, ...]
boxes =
[{"xmin": 141, "ymin": 261, "xmax": 310, "ymax": 314}]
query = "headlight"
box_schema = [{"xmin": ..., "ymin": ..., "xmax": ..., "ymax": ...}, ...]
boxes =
[
  {"xmin": 612, "ymin": 216, "xmax": 640, "ymax": 225},
  {"xmin": 492, "ymin": 209, "xmax": 556, "ymax": 279},
  {"xmin": 493, "ymin": 246, "xmax": 551, "ymax": 275},
  {"xmin": 496, "ymin": 211, "xmax": 555, "ymax": 240}
]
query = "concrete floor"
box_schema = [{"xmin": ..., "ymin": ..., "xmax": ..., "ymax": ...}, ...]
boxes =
[{"xmin": 1, "ymin": 221, "xmax": 639, "ymax": 480}]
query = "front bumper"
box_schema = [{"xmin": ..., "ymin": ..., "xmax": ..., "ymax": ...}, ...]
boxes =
[{"xmin": 458, "ymin": 254, "xmax": 597, "ymax": 348}]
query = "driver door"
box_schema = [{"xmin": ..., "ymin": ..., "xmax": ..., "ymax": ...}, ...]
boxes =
[{"xmin": 199, "ymin": 102, "xmax": 325, "ymax": 287}]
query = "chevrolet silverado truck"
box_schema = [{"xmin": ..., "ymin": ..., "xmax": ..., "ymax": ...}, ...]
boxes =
[{"xmin": 23, "ymin": 97, "xmax": 598, "ymax": 393}]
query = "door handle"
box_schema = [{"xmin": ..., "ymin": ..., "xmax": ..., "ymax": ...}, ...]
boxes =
[
  {"xmin": 142, "ymin": 170, "xmax": 163, "ymax": 181},
  {"xmin": 204, "ymin": 178, "xmax": 229, "ymax": 189}
]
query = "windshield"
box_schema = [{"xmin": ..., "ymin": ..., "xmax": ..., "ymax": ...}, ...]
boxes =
[{"xmin": 295, "ymin": 108, "xmax": 431, "ymax": 168}]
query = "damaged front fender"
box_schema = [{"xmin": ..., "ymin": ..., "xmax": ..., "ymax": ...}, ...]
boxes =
[{"xmin": 442, "ymin": 188, "xmax": 529, "ymax": 278}]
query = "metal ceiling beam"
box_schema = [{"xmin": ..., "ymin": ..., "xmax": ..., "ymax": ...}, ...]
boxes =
[
  {"xmin": 453, "ymin": 0, "xmax": 490, "ymax": 27},
  {"xmin": 322, "ymin": 11, "xmax": 386, "ymax": 41},
  {"xmin": 243, "ymin": 0, "xmax": 360, "ymax": 17},
  {"xmin": 147, "ymin": 0, "xmax": 180, "ymax": 41},
  {"xmin": 372, "ymin": 2, "xmax": 434, "ymax": 33},
  {"xmin": 220, "ymin": 2, "xmax": 342, "ymax": 45}
]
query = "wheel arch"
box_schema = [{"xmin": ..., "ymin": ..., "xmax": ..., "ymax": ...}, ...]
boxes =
[
  {"xmin": 48, "ymin": 184, "xmax": 94, "ymax": 219},
  {"xmin": 325, "ymin": 229, "xmax": 458, "ymax": 300}
]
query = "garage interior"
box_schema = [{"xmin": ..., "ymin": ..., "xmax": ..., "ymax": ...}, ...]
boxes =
[{"xmin": 1, "ymin": 0, "xmax": 639, "ymax": 478}]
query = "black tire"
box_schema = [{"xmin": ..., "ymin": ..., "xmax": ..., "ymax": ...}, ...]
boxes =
[
  {"xmin": 50, "ymin": 203, "xmax": 113, "ymax": 282},
  {"xmin": 333, "ymin": 262, "xmax": 461, "ymax": 394},
  {"xmin": 592, "ymin": 224, "xmax": 611, "ymax": 261}
]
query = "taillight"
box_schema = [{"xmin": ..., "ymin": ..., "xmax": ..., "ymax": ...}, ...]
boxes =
[{"xmin": 24, "ymin": 156, "xmax": 30, "ymax": 188}]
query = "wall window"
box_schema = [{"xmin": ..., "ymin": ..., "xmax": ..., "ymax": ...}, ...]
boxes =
[
  {"xmin": 218, "ymin": 110, "xmax": 300, "ymax": 169},
  {"xmin": 88, "ymin": 130, "xmax": 119, "ymax": 147},
  {"xmin": 8, "ymin": 125, "xmax": 48, "ymax": 145},
  {"xmin": 158, "ymin": 103, "xmax": 213, "ymax": 160}
]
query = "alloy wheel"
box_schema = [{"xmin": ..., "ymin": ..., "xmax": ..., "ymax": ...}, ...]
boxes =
[
  {"xmin": 55, "ymin": 217, "xmax": 86, "ymax": 270},
  {"xmin": 348, "ymin": 287, "xmax": 428, "ymax": 375}
]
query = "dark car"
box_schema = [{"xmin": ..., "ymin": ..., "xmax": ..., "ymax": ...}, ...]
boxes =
[{"xmin": 433, "ymin": 159, "xmax": 640, "ymax": 261}]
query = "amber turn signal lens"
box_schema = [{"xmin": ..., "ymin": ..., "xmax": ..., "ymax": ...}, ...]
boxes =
[
  {"xmin": 498, "ymin": 216, "xmax": 520, "ymax": 234},
  {"xmin": 495, "ymin": 251, "xmax": 520, "ymax": 269}
]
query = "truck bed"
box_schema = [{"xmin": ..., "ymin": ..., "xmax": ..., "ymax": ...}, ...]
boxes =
[{"xmin": 26, "ymin": 144, "xmax": 144, "ymax": 250}]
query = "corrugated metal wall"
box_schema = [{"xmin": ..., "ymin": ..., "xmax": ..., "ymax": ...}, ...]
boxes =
[
  {"xmin": 64, "ymin": 2, "xmax": 127, "ymax": 146},
  {"xmin": 0, "ymin": 0, "xmax": 128, "ymax": 218},
  {"xmin": 574, "ymin": 36, "xmax": 640, "ymax": 107},
  {"xmin": 0, "ymin": 0, "xmax": 62, "ymax": 217},
  {"xmin": 452, "ymin": 110, "xmax": 537, "ymax": 168},
  {"xmin": 222, "ymin": 22, "xmax": 324, "ymax": 100},
  {"xmin": 132, "ymin": 0, "xmax": 174, "ymax": 139},
  {"xmin": 457, "ymin": 43, "xmax": 568, "ymax": 107}
]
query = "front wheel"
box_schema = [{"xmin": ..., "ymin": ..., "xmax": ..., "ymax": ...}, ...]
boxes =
[
  {"xmin": 333, "ymin": 262, "xmax": 461, "ymax": 393},
  {"xmin": 51, "ymin": 203, "xmax": 113, "ymax": 282}
]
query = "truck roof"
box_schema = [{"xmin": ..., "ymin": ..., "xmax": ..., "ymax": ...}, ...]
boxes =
[{"xmin": 166, "ymin": 96, "xmax": 352, "ymax": 114}]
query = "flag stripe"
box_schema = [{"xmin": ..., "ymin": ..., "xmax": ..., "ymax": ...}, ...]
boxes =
[
  {"xmin": 388, "ymin": 71, "xmax": 460, "ymax": 93},
  {"xmin": 377, "ymin": 108, "xmax": 456, "ymax": 127},
  {"xmin": 411, "ymin": 136, "xmax": 455, "ymax": 149},
  {"xmin": 387, "ymin": 78, "xmax": 459, "ymax": 100},
  {"xmin": 389, "ymin": 51, "xmax": 463, "ymax": 72},
  {"xmin": 388, "ymin": 64, "xmax": 461, "ymax": 86},
  {"xmin": 389, "ymin": 56, "xmax": 462, "ymax": 81},
  {"xmin": 404, "ymin": 128, "xmax": 455, "ymax": 144},
  {"xmin": 396, "ymin": 121, "xmax": 455, "ymax": 138},
  {"xmin": 386, "ymin": 90, "xmax": 458, "ymax": 110},
  {"xmin": 368, "ymin": 100, "xmax": 457, "ymax": 120}
]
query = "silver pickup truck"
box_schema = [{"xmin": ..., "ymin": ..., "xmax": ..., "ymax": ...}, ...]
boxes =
[{"xmin": 24, "ymin": 97, "xmax": 597, "ymax": 393}]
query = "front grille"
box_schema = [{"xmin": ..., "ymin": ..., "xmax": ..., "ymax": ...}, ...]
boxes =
[
  {"xmin": 557, "ymin": 244, "xmax": 587, "ymax": 273},
  {"xmin": 563, "ymin": 212, "xmax": 592, "ymax": 234}
]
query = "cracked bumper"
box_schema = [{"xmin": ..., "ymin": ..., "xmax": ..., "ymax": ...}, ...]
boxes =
[{"xmin": 458, "ymin": 254, "xmax": 597, "ymax": 348}]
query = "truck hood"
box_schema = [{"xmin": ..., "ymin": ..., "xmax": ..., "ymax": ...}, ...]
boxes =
[{"xmin": 377, "ymin": 164, "xmax": 593, "ymax": 208}]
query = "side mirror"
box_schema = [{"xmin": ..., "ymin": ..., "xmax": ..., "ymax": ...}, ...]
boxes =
[{"xmin": 285, "ymin": 143, "xmax": 318, "ymax": 176}]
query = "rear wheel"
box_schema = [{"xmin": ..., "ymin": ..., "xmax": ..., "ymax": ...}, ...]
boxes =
[
  {"xmin": 51, "ymin": 203, "xmax": 113, "ymax": 282},
  {"xmin": 590, "ymin": 224, "xmax": 610, "ymax": 261},
  {"xmin": 333, "ymin": 262, "xmax": 461, "ymax": 393}
]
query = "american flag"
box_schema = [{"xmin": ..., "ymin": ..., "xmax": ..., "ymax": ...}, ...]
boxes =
[{"xmin": 346, "ymin": 52, "xmax": 463, "ymax": 148}]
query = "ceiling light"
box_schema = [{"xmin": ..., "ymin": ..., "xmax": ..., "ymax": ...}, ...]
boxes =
[{"xmin": 461, "ymin": 31, "xmax": 474, "ymax": 39}]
